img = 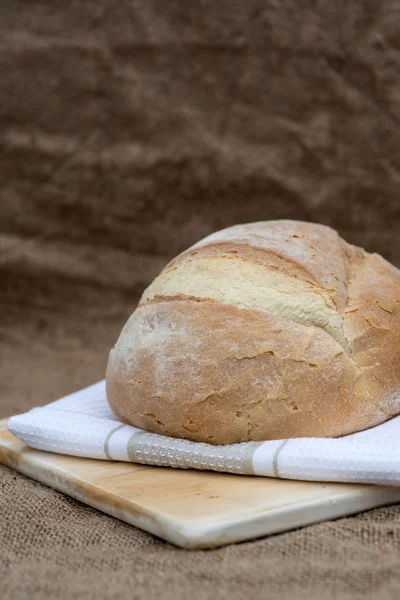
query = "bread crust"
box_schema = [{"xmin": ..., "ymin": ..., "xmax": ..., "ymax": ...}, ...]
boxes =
[{"xmin": 106, "ymin": 221, "xmax": 400, "ymax": 443}]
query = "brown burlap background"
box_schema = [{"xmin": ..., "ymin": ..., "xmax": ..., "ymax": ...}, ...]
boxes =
[{"xmin": 2, "ymin": 2, "xmax": 400, "ymax": 598}]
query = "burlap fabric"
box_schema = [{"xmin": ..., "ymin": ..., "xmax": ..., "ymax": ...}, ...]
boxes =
[{"xmin": 2, "ymin": 1, "xmax": 400, "ymax": 598}]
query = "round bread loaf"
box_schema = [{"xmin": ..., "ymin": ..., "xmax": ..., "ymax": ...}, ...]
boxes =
[{"xmin": 106, "ymin": 220, "xmax": 400, "ymax": 443}]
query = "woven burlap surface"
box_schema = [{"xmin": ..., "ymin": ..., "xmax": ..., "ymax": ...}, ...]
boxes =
[
  {"xmin": 2, "ymin": 310, "xmax": 400, "ymax": 600},
  {"xmin": 3, "ymin": 1, "xmax": 400, "ymax": 598}
]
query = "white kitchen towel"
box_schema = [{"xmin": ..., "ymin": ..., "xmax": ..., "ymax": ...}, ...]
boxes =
[{"xmin": 7, "ymin": 380, "xmax": 400, "ymax": 486}]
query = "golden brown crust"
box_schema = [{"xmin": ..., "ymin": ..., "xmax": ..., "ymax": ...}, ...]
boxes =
[
  {"xmin": 343, "ymin": 252, "xmax": 400, "ymax": 424},
  {"xmin": 106, "ymin": 220, "xmax": 400, "ymax": 443},
  {"xmin": 106, "ymin": 299, "xmax": 357, "ymax": 442}
]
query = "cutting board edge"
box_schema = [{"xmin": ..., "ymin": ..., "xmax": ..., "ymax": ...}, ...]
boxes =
[
  {"xmin": 5, "ymin": 445, "xmax": 400, "ymax": 549},
  {"xmin": 178, "ymin": 485, "xmax": 400, "ymax": 548},
  {"xmin": 0, "ymin": 422, "xmax": 196, "ymax": 547},
  {"xmin": 3, "ymin": 418, "xmax": 400, "ymax": 549}
]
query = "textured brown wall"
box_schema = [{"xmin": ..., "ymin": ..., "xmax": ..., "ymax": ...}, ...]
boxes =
[{"xmin": 2, "ymin": 1, "xmax": 400, "ymax": 322}]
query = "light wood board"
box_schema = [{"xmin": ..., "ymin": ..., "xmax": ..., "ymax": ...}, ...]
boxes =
[{"xmin": 2, "ymin": 418, "xmax": 400, "ymax": 548}]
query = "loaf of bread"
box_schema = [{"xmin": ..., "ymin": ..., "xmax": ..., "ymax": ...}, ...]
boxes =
[{"xmin": 106, "ymin": 220, "xmax": 400, "ymax": 444}]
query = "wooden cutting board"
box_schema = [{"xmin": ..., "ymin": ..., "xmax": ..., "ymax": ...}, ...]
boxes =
[{"xmin": 2, "ymin": 418, "xmax": 400, "ymax": 549}]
